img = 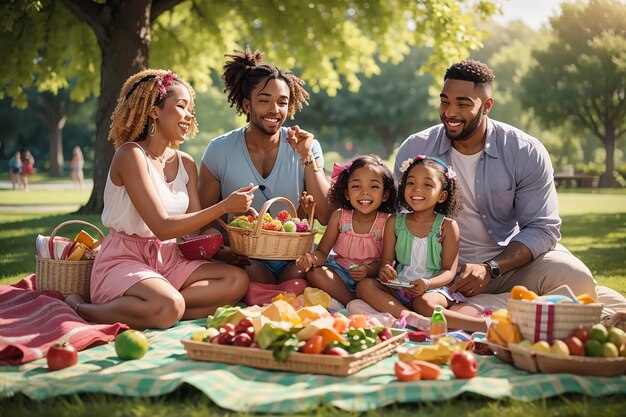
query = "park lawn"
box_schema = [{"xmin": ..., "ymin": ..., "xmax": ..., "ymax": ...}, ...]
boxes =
[{"xmin": 0, "ymin": 188, "xmax": 625, "ymax": 416}]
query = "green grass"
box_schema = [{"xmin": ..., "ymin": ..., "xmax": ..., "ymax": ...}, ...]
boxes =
[
  {"xmin": 0, "ymin": 189, "xmax": 91, "ymax": 206},
  {"xmin": 1, "ymin": 188, "xmax": 625, "ymax": 415}
]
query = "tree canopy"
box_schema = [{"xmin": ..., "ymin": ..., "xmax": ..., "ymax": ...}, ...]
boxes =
[
  {"xmin": 0, "ymin": 0, "xmax": 496, "ymax": 212},
  {"xmin": 520, "ymin": 0, "xmax": 626, "ymax": 187}
]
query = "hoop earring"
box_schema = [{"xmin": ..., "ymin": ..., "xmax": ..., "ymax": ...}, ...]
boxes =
[{"xmin": 148, "ymin": 119, "xmax": 156, "ymax": 136}]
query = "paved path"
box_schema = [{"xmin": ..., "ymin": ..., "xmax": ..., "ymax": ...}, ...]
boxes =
[{"xmin": 0, "ymin": 179, "xmax": 93, "ymax": 191}]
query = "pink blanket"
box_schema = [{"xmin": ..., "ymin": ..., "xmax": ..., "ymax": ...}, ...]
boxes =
[{"xmin": 0, "ymin": 275, "xmax": 127, "ymax": 366}]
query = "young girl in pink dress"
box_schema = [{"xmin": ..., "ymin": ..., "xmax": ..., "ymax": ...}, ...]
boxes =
[{"xmin": 295, "ymin": 155, "xmax": 397, "ymax": 306}]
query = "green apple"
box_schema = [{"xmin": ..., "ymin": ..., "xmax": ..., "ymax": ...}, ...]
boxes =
[
  {"xmin": 550, "ymin": 340, "xmax": 570, "ymax": 356},
  {"xmin": 518, "ymin": 339, "xmax": 532, "ymax": 349},
  {"xmin": 602, "ymin": 342, "xmax": 619, "ymax": 358},
  {"xmin": 606, "ymin": 327, "xmax": 625, "ymax": 348},
  {"xmin": 282, "ymin": 221, "xmax": 296, "ymax": 233},
  {"xmin": 589, "ymin": 323, "xmax": 608, "ymax": 343},
  {"xmin": 584, "ymin": 339, "xmax": 604, "ymax": 357},
  {"xmin": 531, "ymin": 340, "xmax": 551, "ymax": 353}
]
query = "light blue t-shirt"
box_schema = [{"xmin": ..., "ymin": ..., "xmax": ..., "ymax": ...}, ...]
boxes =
[{"xmin": 201, "ymin": 126, "xmax": 324, "ymax": 217}]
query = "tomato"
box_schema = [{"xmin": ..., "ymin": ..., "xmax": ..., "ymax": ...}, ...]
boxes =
[
  {"xmin": 301, "ymin": 335, "xmax": 325, "ymax": 354},
  {"xmin": 46, "ymin": 341, "xmax": 78, "ymax": 371},
  {"xmin": 232, "ymin": 332, "xmax": 253, "ymax": 347},
  {"xmin": 394, "ymin": 360, "xmax": 422, "ymax": 382},
  {"xmin": 324, "ymin": 346, "xmax": 349, "ymax": 356},
  {"xmin": 378, "ymin": 328, "xmax": 394, "ymax": 341},
  {"xmin": 449, "ymin": 351, "xmax": 478, "ymax": 379}
]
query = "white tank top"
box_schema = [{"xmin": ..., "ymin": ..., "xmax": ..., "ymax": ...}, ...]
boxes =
[{"xmin": 101, "ymin": 143, "xmax": 190, "ymax": 238}]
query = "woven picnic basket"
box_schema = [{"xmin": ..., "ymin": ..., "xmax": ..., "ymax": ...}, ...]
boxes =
[
  {"xmin": 216, "ymin": 197, "xmax": 316, "ymax": 260},
  {"xmin": 35, "ymin": 220, "xmax": 105, "ymax": 301},
  {"xmin": 507, "ymin": 299, "xmax": 603, "ymax": 343}
]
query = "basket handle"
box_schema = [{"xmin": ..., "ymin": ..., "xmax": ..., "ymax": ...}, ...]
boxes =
[
  {"xmin": 215, "ymin": 196, "xmax": 315, "ymax": 235},
  {"xmin": 48, "ymin": 220, "xmax": 106, "ymax": 260}
]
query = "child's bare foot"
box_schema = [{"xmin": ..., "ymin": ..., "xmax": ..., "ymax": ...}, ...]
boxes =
[
  {"xmin": 65, "ymin": 293, "xmax": 86, "ymax": 314},
  {"xmin": 404, "ymin": 311, "xmax": 430, "ymax": 331}
]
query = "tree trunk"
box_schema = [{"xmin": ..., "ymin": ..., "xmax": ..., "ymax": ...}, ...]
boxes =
[
  {"xmin": 48, "ymin": 116, "xmax": 66, "ymax": 177},
  {"xmin": 599, "ymin": 119, "xmax": 619, "ymax": 188},
  {"xmin": 79, "ymin": 2, "xmax": 151, "ymax": 214}
]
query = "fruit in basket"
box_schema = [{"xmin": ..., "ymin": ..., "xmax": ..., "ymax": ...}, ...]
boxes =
[
  {"xmin": 449, "ymin": 351, "xmax": 478, "ymax": 379},
  {"xmin": 324, "ymin": 346, "xmax": 349, "ymax": 356},
  {"xmin": 283, "ymin": 221, "xmax": 296, "ymax": 233},
  {"xmin": 47, "ymin": 341, "xmax": 78, "ymax": 371},
  {"xmin": 584, "ymin": 339, "xmax": 604, "ymax": 357},
  {"xmin": 606, "ymin": 326, "xmax": 625, "ymax": 347},
  {"xmin": 571, "ymin": 327, "xmax": 590, "ymax": 343},
  {"xmin": 262, "ymin": 219, "xmax": 284, "ymax": 231},
  {"xmin": 563, "ymin": 336, "xmax": 585, "ymax": 356},
  {"xmin": 378, "ymin": 328, "xmax": 394, "ymax": 341},
  {"xmin": 602, "ymin": 342, "xmax": 619, "ymax": 358},
  {"xmin": 589, "ymin": 323, "xmax": 608, "ymax": 343},
  {"xmin": 550, "ymin": 340, "xmax": 570, "ymax": 356},
  {"xmin": 276, "ymin": 210, "xmax": 291, "ymax": 223},
  {"xmin": 510, "ymin": 285, "xmax": 538, "ymax": 301},
  {"xmin": 232, "ymin": 333, "xmax": 254, "ymax": 347},
  {"xmin": 115, "ymin": 330, "xmax": 149, "ymax": 360},
  {"xmin": 301, "ymin": 334, "xmax": 325, "ymax": 354},
  {"xmin": 295, "ymin": 218, "xmax": 309, "ymax": 232},
  {"xmin": 530, "ymin": 340, "xmax": 551, "ymax": 353}
]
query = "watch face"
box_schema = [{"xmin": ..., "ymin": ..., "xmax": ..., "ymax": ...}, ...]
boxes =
[{"xmin": 488, "ymin": 260, "xmax": 501, "ymax": 277}]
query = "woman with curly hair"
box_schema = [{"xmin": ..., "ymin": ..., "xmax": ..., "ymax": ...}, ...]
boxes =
[
  {"xmin": 199, "ymin": 47, "xmax": 331, "ymax": 285},
  {"xmin": 65, "ymin": 69, "xmax": 254, "ymax": 329}
]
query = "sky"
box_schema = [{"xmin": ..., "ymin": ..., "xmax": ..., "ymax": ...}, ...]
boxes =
[{"xmin": 492, "ymin": 0, "xmax": 572, "ymax": 30}]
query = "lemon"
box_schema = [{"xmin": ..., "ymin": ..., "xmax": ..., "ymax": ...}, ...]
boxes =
[{"xmin": 115, "ymin": 330, "xmax": 149, "ymax": 360}]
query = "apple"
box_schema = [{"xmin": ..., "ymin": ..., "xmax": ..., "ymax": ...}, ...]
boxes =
[
  {"xmin": 571, "ymin": 328, "xmax": 590, "ymax": 344},
  {"xmin": 550, "ymin": 340, "xmax": 570, "ymax": 356},
  {"xmin": 530, "ymin": 341, "xmax": 551, "ymax": 353},
  {"xmin": 584, "ymin": 339, "xmax": 604, "ymax": 357},
  {"xmin": 563, "ymin": 336, "xmax": 586, "ymax": 356},
  {"xmin": 283, "ymin": 221, "xmax": 297, "ymax": 233},
  {"xmin": 517, "ymin": 339, "xmax": 532, "ymax": 349},
  {"xmin": 589, "ymin": 323, "xmax": 608, "ymax": 343},
  {"xmin": 606, "ymin": 327, "xmax": 625, "ymax": 348},
  {"xmin": 602, "ymin": 342, "xmax": 619, "ymax": 358},
  {"xmin": 449, "ymin": 351, "xmax": 479, "ymax": 379},
  {"xmin": 47, "ymin": 341, "xmax": 78, "ymax": 371}
]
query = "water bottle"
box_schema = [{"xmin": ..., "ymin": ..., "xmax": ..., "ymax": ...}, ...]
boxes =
[{"xmin": 430, "ymin": 305, "xmax": 448, "ymax": 343}]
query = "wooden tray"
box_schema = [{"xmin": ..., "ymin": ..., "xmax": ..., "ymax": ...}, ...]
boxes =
[
  {"xmin": 508, "ymin": 343, "xmax": 626, "ymax": 376},
  {"xmin": 182, "ymin": 330, "xmax": 407, "ymax": 376},
  {"xmin": 482, "ymin": 340, "xmax": 513, "ymax": 363}
]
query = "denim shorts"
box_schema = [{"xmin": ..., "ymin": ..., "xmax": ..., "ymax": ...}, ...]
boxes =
[
  {"xmin": 325, "ymin": 258, "xmax": 358, "ymax": 292},
  {"xmin": 258, "ymin": 259, "xmax": 294, "ymax": 278}
]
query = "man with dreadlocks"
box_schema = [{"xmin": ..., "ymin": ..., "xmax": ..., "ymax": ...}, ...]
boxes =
[
  {"xmin": 199, "ymin": 48, "xmax": 331, "ymax": 285},
  {"xmin": 394, "ymin": 59, "xmax": 597, "ymax": 302},
  {"xmin": 65, "ymin": 69, "xmax": 254, "ymax": 330}
]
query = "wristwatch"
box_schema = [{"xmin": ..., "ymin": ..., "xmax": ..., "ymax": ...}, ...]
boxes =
[{"xmin": 484, "ymin": 259, "xmax": 502, "ymax": 279}]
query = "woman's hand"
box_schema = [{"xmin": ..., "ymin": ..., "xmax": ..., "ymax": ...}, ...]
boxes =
[{"xmin": 221, "ymin": 184, "xmax": 257, "ymax": 215}]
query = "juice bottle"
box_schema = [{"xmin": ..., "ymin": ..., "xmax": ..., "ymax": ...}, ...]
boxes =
[{"xmin": 429, "ymin": 305, "xmax": 448, "ymax": 343}]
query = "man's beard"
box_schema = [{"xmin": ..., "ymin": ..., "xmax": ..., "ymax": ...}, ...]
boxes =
[{"xmin": 445, "ymin": 104, "xmax": 483, "ymax": 141}]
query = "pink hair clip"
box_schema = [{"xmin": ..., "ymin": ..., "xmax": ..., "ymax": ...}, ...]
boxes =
[
  {"xmin": 330, "ymin": 161, "xmax": 353, "ymax": 181},
  {"xmin": 156, "ymin": 72, "xmax": 177, "ymax": 99}
]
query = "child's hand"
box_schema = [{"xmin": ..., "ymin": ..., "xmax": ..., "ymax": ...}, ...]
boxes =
[
  {"xmin": 299, "ymin": 191, "xmax": 316, "ymax": 217},
  {"xmin": 405, "ymin": 278, "xmax": 429, "ymax": 296},
  {"xmin": 379, "ymin": 263, "xmax": 397, "ymax": 282},
  {"xmin": 296, "ymin": 252, "xmax": 315, "ymax": 272},
  {"xmin": 348, "ymin": 264, "xmax": 367, "ymax": 281}
]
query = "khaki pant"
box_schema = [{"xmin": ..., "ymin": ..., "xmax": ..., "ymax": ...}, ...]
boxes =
[{"xmin": 483, "ymin": 243, "xmax": 597, "ymax": 298}]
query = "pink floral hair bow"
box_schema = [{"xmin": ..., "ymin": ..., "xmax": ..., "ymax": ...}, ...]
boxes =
[
  {"xmin": 157, "ymin": 72, "xmax": 177, "ymax": 98},
  {"xmin": 331, "ymin": 161, "xmax": 353, "ymax": 181}
]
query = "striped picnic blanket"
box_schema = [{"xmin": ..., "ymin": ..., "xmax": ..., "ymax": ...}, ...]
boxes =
[{"xmin": 1, "ymin": 319, "xmax": 625, "ymax": 413}]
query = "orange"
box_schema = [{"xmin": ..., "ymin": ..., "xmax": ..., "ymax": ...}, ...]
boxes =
[
  {"xmin": 510, "ymin": 285, "xmax": 538, "ymax": 301},
  {"xmin": 115, "ymin": 330, "xmax": 149, "ymax": 360}
]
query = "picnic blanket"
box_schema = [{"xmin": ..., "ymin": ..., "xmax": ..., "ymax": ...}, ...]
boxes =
[
  {"xmin": 0, "ymin": 275, "xmax": 127, "ymax": 365},
  {"xmin": 1, "ymin": 319, "xmax": 625, "ymax": 413}
]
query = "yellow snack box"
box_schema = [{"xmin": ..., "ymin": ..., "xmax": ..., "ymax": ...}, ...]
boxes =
[
  {"xmin": 75, "ymin": 230, "xmax": 100, "ymax": 250},
  {"xmin": 67, "ymin": 242, "xmax": 88, "ymax": 261}
]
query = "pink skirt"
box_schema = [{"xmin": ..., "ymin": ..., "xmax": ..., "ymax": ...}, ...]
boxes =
[{"xmin": 90, "ymin": 230, "xmax": 206, "ymax": 304}]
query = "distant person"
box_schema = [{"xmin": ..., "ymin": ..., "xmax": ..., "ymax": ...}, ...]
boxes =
[
  {"xmin": 9, "ymin": 150, "xmax": 22, "ymax": 190},
  {"xmin": 69, "ymin": 145, "xmax": 85, "ymax": 190},
  {"xmin": 20, "ymin": 149, "xmax": 35, "ymax": 191},
  {"xmin": 198, "ymin": 47, "xmax": 331, "ymax": 284},
  {"xmin": 394, "ymin": 59, "xmax": 596, "ymax": 299},
  {"xmin": 64, "ymin": 69, "xmax": 253, "ymax": 330}
]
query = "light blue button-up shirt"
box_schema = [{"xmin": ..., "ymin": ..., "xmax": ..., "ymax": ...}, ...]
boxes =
[{"xmin": 394, "ymin": 119, "xmax": 560, "ymax": 260}]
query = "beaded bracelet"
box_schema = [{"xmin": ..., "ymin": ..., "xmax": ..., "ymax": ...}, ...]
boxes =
[{"xmin": 302, "ymin": 152, "xmax": 319, "ymax": 172}]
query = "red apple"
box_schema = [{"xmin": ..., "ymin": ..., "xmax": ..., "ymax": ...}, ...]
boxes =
[
  {"xmin": 571, "ymin": 328, "xmax": 590, "ymax": 343},
  {"xmin": 563, "ymin": 336, "xmax": 586, "ymax": 356},
  {"xmin": 47, "ymin": 341, "xmax": 78, "ymax": 371},
  {"xmin": 449, "ymin": 351, "xmax": 479, "ymax": 379}
]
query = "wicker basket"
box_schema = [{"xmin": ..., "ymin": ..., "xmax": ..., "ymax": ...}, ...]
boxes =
[
  {"xmin": 182, "ymin": 329, "xmax": 406, "ymax": 376},
  {"xmin": 35, "ymin": 220, "xmax": 105, "ymax": 301},
  {"xmin": 507, "ymin": 299, "xmax": 603, "ymax": 343},
  {"xmin": 217, "ymin": 197, "xmax": 316, "ymax": 260}
]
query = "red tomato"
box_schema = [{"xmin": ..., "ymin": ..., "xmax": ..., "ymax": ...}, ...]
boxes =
[
  {"xmin": 378, "ymin": 328, "xmax": 393, "ymax": 341},
  {"xmin": 301, "ymin": 335, "xmax": 325, "ymax": 354},
  {"xmin": 449, "ymin": 351, "xmax": 478, "ymax": 379},
  {"xmin": 394, "ymin": 360, "xmax": 422, "ymax": 382},
  {"xmin": 46, "ymin": 342, "xmax": 78, "ymax": 371},
  {"xmin": 324, "ymin": 346, "xmax": 349, "ymax": 356}
]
